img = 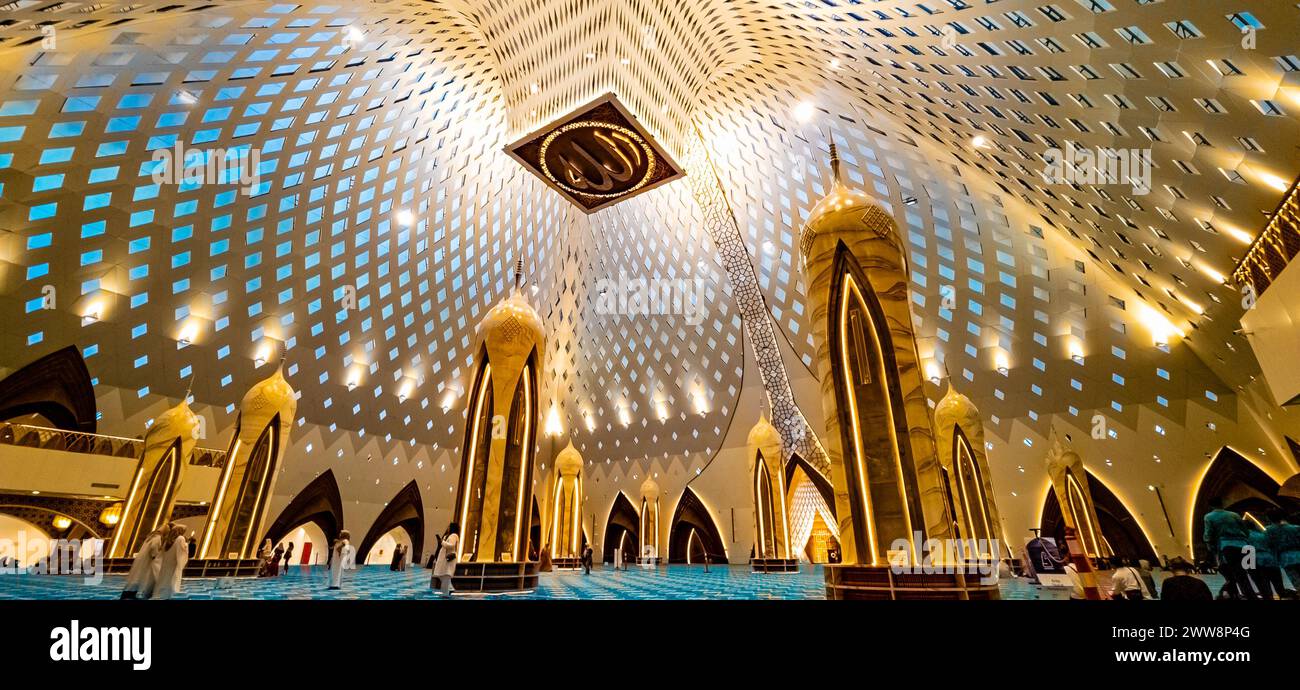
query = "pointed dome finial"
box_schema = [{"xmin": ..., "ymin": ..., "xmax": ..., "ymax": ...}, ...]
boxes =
[
  {"xmin": 828, "ymin": 137, "xmax": 841, "ymax": 184},
  {"xmin": 513, "ymin": 259, "xmax": 526, "ymax": 291}
]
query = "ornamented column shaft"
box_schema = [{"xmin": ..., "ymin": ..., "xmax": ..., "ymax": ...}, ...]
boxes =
[{"xmin": 108, "ymin": 399, "xmax": 198, "ymax": 559}]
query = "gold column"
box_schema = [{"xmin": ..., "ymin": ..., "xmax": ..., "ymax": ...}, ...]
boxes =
[
  {"xmin": 747, "ymin": 413, "xmax": 791, "ymax": 559},
  {"xmin": 1045, "ymin": 438, "xmax": 1109, "ymax": 559},
  {"xmin": 639, "ymin": 477, "xmax": 660, "ymax": 561},
  {"xmin": 798, "ymin": 143, "xmax": 950, "ymax": 566},
  {"xmin": 934, "ymin": 382, "xmax": 1004, "ymax": 559},
  {"xmin": 454, "ymin": 267, "xmax": 545, "ymax": 563},
  {"xmin": 198, "ymin": 365, "xmax": 296, "ymax": 560},
  {"xmin": 108, "ymin": 399, "xmax": 198, "ymax": 558},
  {"xmin": 548, "ymin": 440, "xmax": 584, "ymax": 559}
]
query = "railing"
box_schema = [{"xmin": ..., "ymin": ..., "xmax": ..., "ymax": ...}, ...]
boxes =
[
  {"xmin": 0, "ymin": 422, "xmax": 227, "ymax": 468},
  {"xmin": 1231, "ymin": 172, "xmax": 1300, "ymax": 297}
]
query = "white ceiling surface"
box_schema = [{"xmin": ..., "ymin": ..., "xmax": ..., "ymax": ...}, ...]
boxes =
[{"xmin": 1, "ymin": 1, "xmax": 1299, "ymax": 543}]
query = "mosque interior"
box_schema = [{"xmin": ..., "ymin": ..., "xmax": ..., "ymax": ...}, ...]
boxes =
[{"xmin": 0, "ymin": 0, "xmax": 1299, "ymax": 602}]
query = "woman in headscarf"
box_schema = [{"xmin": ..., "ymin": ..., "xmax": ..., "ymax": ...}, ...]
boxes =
[
  {"xmin": 153, "ymin": 524, "xmax": 190, "ymax": 600},
  {"xmin": 120, "ymin": 525, "xmax": 168, "ymax": 600}
]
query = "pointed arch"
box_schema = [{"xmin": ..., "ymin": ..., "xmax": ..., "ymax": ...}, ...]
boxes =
[
  {"xmin": 602, "ymin": 492, "xmax": 639, "ymax": 564},
  {"xmin": 1040, "ymin": 470, "xmax": 1157, "ymax": 562},
  {"xmin": 1190, "ymin": 447, "xmax": 1296, "ymax": 560},
  {"xmin": 785, "ymin": 452, "xmax": 835, "ymax": 517},
  {"xmin": 668, "ymin": 487, "xmax": 727, "ymax": 564},
  {"xmin": 0, "ymin": 346, "xmax": 97, "ymax": 433},
  {"xmin": 262, "ymin": 470, "xmax": 345, "ymax": 552},
  {"xmin": 357, "ymin": 480, "xmax": 425, "ymax": 565}
]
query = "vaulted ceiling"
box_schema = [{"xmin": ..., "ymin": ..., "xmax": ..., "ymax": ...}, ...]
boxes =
[{"xmin": 1, "ymin": 1, "xmax": 1296, "ymax": 472}]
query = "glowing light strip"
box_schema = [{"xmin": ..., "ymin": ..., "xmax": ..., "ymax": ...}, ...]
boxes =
[
  {"xmin": 511, "ymin": 367, "xmax": 532, "ymax": 561},
  {"xmin": 777, "ymin": 460, "xmax": 791, "ymax": 559},
  {"xmin": 199, "ymin": 437, "xmax": 240, "ymax": 558},
  {"xmin": 551, "ymin": 476, "xmax": 563, "ymax": 555},
  {"xmin": 1066, "ymin": 474, "xmax": 1099, "ymax": 556},
  {"xmin": 755, "ymin": 457, "xmax": 767, "ymax": 557},
  {"xmin": 457, "ymin": 364, "xmax": 492, "ymax": 560},
  {"xmin": 572, "ymin": 475, "xmax": 582, "ymax": 554},
  {"xmin": 113, "ymin": 460, "xmax": 148, "ymax": 558}
]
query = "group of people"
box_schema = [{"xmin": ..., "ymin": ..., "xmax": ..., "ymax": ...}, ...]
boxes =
[
  {"xmin": 120, "ymin": 523, "xmax": 189, "ymax": 600},
  {"xmin": 1057, "ymin": 499, "xmax": 1300, "ymax": 601},
  {"xmin": 1202, "ymin": 499, "xmax": 1300, "ymax": 600},
  {"xmin": 257, "ymin": 539, "xmax": 296, "ymax": 577}
]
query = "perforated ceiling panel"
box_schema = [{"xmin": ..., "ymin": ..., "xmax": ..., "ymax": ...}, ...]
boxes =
[{"xmin": 1, "ymin": 1, "xmax": 1297, "ymax": 501}]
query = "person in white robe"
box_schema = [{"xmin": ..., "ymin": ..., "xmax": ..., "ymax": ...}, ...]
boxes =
[
  {"xmin": 431, "ymin": 522, "xmax": 459, "ymax": 596},
  {"xmin": 120, "ymin": 526, "xmax": 167, "ymax": 600},
  {"xmin": 328, "ymin": 530, "xmax": 351, "ymax": 590},
  {"xmin": 153, "ymin": 525, "xmax": 189, "ymax": 600}
]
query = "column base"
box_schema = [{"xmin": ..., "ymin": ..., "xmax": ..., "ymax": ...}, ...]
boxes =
[
  {"xmin": 750, "ymin": 558, "xmax": 800, "ymax": 573},
  {"xmin": 451, "ymin": 561, "xmax": 539, "ymax": 593},
  {"xmin": 824, "ymin": 564, "xmax": 1000, "ymax": 600},
  {"xmin": 551, "ymin": 557, "xmax": 583, "ymax": 570},
  {"xmin": 104, "ymin": 557, "xmax": 261, "ymax": 578}
]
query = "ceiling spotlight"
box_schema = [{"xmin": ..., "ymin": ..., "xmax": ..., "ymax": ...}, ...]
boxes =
[
  {"xmin": 177, "ymin": 322, "xmax": 198, "ymax": 348},
  {"xmin": 793, "ymin": 100, "xmax": 816, "ymax": 122},
  {"xmin": 971, "ymin": 135, "xmax": 990, "ymax": 149},
  {"xmin": 396, "ymin": 209, "xmax": 415, "ymax": 226},
  {"xmin": 529, "ymin": 82, "xmax": 539, "ymax": 94},
  {"xmin": 81, "ymin": 301, "xmax": 103, "ymax": 326}
]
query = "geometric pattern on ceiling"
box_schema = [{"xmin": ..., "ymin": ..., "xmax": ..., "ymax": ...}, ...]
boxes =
[{"xmin": 0, "ymin": 1, "xmax": 1297, "ymax": 475}]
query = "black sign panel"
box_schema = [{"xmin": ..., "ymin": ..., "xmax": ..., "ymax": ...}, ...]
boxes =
[{"xmin": 506, "ymin": 94, "xmax": 684, "ymax": 213}]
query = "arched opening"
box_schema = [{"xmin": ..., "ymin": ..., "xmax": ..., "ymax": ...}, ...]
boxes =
[
  {"xmin": 1190, "ymin": 447, "xmax": 1296, "ymax": 561},
  {"xmin": 787, "ymin": 465, "xmax": 839, "ymax": 563},
  {"xmin": 274, "ymin": 521, "xmax": 328, "ymax": 566},
  {"xmin": 0, "ymin": 346, "xmax": 98, "ymax": 433},
  {"xmin": 262, "ymin": 470, "xmax": 344, "ymax": 566},
  {"xmin": 0, "ymin": 513, "xmax": 52, "ymax": 567},
  {"xmin": 668, "ymin": 487, "xmax": 727, "ymax": 564},
  {"xmin": 364, "ymin": 526, "xmax": 414, "ymax": 566},
  {"xmin": 357, "ymin": 481, "xmax": 425, "ymax": 566},
  {"xmin": 785, "ymin": 453, "xmax": 835, "ymax": 517},
  {"xmin": 602, "ymin": 492, "xmax": 638, "ymax": 564},
  {"xmin": 1040, "ymin": 470, "xmax": 1157, "ymax": 562}
]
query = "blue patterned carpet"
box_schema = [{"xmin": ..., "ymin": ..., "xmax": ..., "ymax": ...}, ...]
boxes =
[{"xmin": 0, "ymin": 565, "xmax": 1230, "ymax": 601}]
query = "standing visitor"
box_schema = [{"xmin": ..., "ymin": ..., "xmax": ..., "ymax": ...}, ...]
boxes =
[
  {"xmin": 154, "ymin": 525, "xmax": 189, "ymax": 600},
  {"xmin": 1159, "ymin": 557, "xmax": 1213, "ymax": 601},
  {"xmin": 282, "ymin": 542, "xmax": 295, "ymax": 575},
  {"xmin": 1136, "ymin": 559, "xmax": 1158, "ymax": 600},
  {"xmin": 431, "ymin": 522, "xmax": 459, "ymax": 596},
  {"xmin": 1246, "ymin": 520, "xmax": 1285, "ymax": 599},
  {"xmin": 1268, "ymin": 514, "xmax": 1300, "ymax": 594},
  {"xmin": 1202, "ymin": 497, "xmax": 1256, "ymax": 599},
  {"xmin": 187, "ymin": 531, "xmax": 197, "ymax": 558},
  {"xmin": 1108, "ymin": 556, "xmax": 1150, "ymax": 600},
  {"xmin": 328, "ymin": 530, "xmax": 351, "ymax": 590},
  {"xmin": 120, "ymin": 525, "xmax": 167, "ymax": 600},
  {"xmin": 581, "ymin": 544, "xmax": 593, "ymax": 575},
  {"xmin": 390, "ymin": 544, "xmax": 403, "ymax": 571},
  {"xmin": 270, "ymin": 542, "xmax": 284, "ymax": 577}
]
